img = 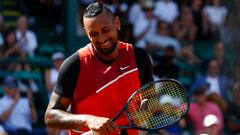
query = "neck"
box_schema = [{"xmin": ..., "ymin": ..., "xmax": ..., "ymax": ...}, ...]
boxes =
[
  {"xmin": 198, "ymin": 100, "xmax": 206, "ymax": 106},
  {"xmin": 208, "ymin": 74, "xmax": 218, "ymax": 78},
  {"xmin": 94, "ymin": 42, "xmax": 119, "ymax": 62},
  {"xmin": 99, "ymin": 48, "xmax": 119, "ymax": 61}
]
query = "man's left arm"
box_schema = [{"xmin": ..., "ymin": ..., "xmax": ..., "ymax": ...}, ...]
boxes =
[{"xmin": 134, "ymin": 47, "xmax": 154, "ymax": 86}]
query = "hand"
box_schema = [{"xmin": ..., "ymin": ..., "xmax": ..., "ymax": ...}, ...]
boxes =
[
  {"xmin": 140, "ymin": 98, "xmax": 149, "ymax": 111},
  {"xmin": 27, "ymin": 90, "xmax": 33, "ymax": 102},
  {"xmin": 85, "ymin": 115, "xmax": 120, "ymax": 135},
  {"xmin": 13, "ymin": 90, "xmax": 20, "ymax": 103}
]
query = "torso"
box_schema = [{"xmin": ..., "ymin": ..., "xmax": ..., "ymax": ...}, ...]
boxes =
[{"xmin": 54, "ymin": 41, "xmax": 153, "ymax": 135}]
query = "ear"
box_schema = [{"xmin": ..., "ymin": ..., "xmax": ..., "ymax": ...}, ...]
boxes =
[{"xmin": 114, "ymin": 16, "xmax": 121, "ymax": 31}]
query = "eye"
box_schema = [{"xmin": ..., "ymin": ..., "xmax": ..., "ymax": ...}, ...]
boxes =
[
  {"xmin": 89, "ymin": 32, "xmax": 98, "ymax": 37},
  {"xmin": 102, "ymin": 27, "xmax": 110, "ymax": 33}
]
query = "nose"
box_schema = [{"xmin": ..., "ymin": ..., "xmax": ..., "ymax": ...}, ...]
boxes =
[{"xmin": 97, "ymin": 34, "xmax": 107, "ymax": 43}]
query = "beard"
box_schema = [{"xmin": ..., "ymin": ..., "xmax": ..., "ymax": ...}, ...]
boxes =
[{"xmin": 94, "ymin": 39, "xmax": 118, "ymax": 55}]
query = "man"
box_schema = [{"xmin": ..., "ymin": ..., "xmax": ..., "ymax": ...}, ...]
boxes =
[
  {"xmin": 15, "ymin": 15, "xmax": 38, "ymax": 57},
  {"xmin": 0, "ymin": 76, "xmax": 38, "ymax": 135},
  {"xmin": 226, "ymin": 82, "xmax": 240, "ymax": 134},
  {"xmin": 45, "ymin": 52, "xmax": 65, "ymax": 99},
  {"xmin": 45, "ymin": 2, "xmax": 153, "ymax": 135},
  {"xmin": 187, "ymin": 84, "xmax": 223, "ymax": 135},
  {"xmin": 190, "ymin": 59, "xmax": 233, "ymax": 112}
]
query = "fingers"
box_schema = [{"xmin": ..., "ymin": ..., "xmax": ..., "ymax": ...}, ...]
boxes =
[
  {"xmin": 92, "ymin": 120, "xmax": 119, "ymax": 135},
  {"xmin": 27, "ymin": 90, "xmax": 33, "ymax": 101},
  {"xmin": 14, "ymin": 90, "xmax": 20, "ymax": 102},
  {"xmin": 140, "ymin": 98, "xmax": 149, "ymax": 110},
  {"xmin": 86, "ymin": 115, "xmax": 119, "ymax": 135},
  {"xmin": 105, "ymin": 121, "xmax": 119, "ymax": 134}
]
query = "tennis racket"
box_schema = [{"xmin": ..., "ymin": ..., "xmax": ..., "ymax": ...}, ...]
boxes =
[{"xmin": 81, "ymin": 79, "xmax": 189, "ymax": 134}]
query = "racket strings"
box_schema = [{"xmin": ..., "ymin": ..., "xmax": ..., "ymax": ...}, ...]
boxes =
[{"xmin": 127, "ymin": 81, "xmax": 188, "ymax": 129}]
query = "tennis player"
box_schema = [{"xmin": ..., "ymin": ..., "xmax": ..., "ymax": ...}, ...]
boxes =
[{"xmin": 45, "ymin": 2, "xmax": 153, "ymax": 135}]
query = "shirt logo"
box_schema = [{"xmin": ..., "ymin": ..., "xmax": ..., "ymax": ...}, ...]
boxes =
[{"xmin": 119, "ymin": 66, "xmax": 130, "ymax": 71}]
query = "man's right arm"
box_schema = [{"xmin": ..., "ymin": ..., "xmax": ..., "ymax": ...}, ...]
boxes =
[
  {"xmin": 44, "ymin": 51, "xmax": 119, "ymax": 134},
  {"xmin": 45, "ymin": 92, "xmax": 119, "ymax": 134},
  {"xmin": 44, "ymin": 92, "xmax": 87, "ymax": 129}
]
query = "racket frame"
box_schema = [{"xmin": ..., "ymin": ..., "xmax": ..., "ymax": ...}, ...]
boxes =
[{"xmin": 112, "ymin": 79, "xmax": 190, "ymax": 131}]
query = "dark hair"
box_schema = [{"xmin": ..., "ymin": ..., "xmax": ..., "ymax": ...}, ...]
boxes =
[
  {"xmin": 3, "ymin": 29, "xmax": 17, "ymax": 47},
  {"xmin": 157, "ymin": 20, "xmax": 169, "ymax": 30},
  {"xmin": 193, "ymin": 83, "xmax": 209, "ymax": 95},
  {"xmin": 165, "ymin": 46, "xmax": 175, "ymax": 51},
  {"xmin": 83, "ymin": 2, "xmax": 114, "ymax": 19}
]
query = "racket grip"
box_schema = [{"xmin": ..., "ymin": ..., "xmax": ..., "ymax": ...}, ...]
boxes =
[{"xmin": 118, "ymin": 126, "xmax": 130, "ymax": 129}]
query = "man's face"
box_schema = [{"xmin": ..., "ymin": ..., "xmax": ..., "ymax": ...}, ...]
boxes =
[
  {"xmin": 17, "ymin": 16, "xmax": 27, "ymax": 32},
  {"xmin": 194, "ymin": 94, "xmax": 207, "ymax": 104},
  {"xmin": 83, "ymin": 11, "xmax": 120, "ymax": 56},
  {"xmin": 214, "ymin": 42, "xmax": 224, "ymax": 59},
  {"xmin": 208, "ymin": 60, "xmax": 219, "ymax": 76},
  {"xmin": 3, "ymin": 85, "xmax": 18, "ymax": 98}
]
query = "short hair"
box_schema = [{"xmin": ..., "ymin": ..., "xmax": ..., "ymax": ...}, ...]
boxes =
[{"xmin": 83, "ymin": 2, "xmax": 114, "ymax": 19}]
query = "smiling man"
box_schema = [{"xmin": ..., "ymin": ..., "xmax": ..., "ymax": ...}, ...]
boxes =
[{"xmin": 45, "ymin": 2, "xmax": 153, "ymax": 135}]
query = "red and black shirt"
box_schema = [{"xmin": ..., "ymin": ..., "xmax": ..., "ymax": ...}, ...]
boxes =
[{"xmin": 54, "ymin": 41, "xmax": 153, "ymax": 135}]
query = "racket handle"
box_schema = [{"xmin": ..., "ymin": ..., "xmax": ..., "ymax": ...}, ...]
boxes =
[
  {"xmin": 118, "ymin": 126, "xmax": 130, "ymax": 129},
  {"xmin": 82, "ymin": 126, "xmax": 131, "ymax": 134}
]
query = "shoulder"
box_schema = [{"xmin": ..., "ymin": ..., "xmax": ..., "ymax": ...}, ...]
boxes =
[
  {"xmin": 119, "ymin": 41, "xmax": 133, "ymax": 48},
  {"xmin": 68, "ymin": 50, "xmax": 80, "ymax": 60},
  {"xmin": 54, "ymin": 51, "xmax": 81, "ymax": 98},
  {"xmin": 133, "ymin": 46, "xmax": 150, "ymax": 58},
  {"xmin": 0, "ymin": 96, "xmax": 8, "ymax": 102},
  {"xmin": 60, "ymin": 51, "xmax": 80, "ymax": 74},
  {"xmin": 207, "ymin": 101, "xmax": 221, "ymax": 110},
  {"xmin": 78, "ymin": 44, "xmax": 92, "ymax": 57},
  {"xmin": 195, "ymin": 75, "xmax": 207, "ymax": 81},
  {"xmin": 133, "ymin": 46, "xmax": 144, "ymax": 51},
  {"xmin": 189, "ymin": 103, "xmax": 199, "ymax": 114},
  {"xmin": 26, "ymin": 30, "xmax": 37, "ymax": 36},
  {"xmin": 118, "ymin": 43, "xmax": 150, "ymax": 61},
  {"xmin": 64, "ymin": 51, "xmax": 80, "ymax": 64},
  {"xmin": 0, "ymin": 96, "xmax": 11, "ymax": 110},
  {"xmin": 26, "ymin": 29, "xmax": 35, "ymax": 34},
  {"xmin": 133, "ymin": 46, "xmax": 152, "ymax": 64},
  {"xmin": 0, "ymin": 97, "xmax": 4, "ymax": 105},
  {"xmin": 118, "ymin": 41, "xmax": 136, "ymax": 54},
  {"xmin": 190, "ymin": 102, "xmax": 198, "ymax": 109}
]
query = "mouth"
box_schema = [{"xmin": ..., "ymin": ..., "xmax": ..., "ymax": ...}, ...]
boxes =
[
  {"xmin": 93, "ymin": 39, "xmax": 117, "ymax": 55},
  {"xmin": 101, "ymin": 40, "xmax": 111, "ymax": 48}
]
